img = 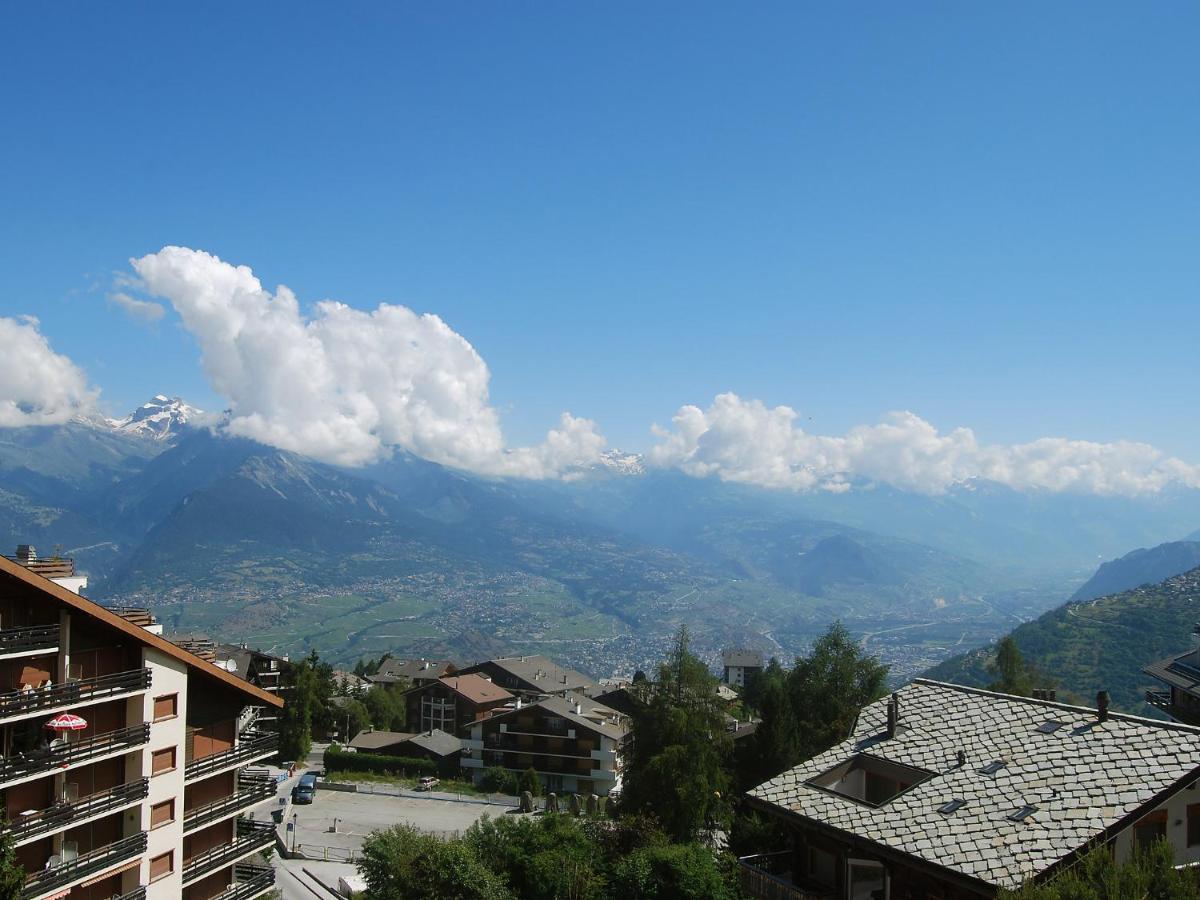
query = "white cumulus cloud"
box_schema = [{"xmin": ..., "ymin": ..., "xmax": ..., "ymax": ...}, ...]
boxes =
[
  {"xmin": 649, "ymin": 392, "xmax": 1200, "ymax": 497},
  {"xmin": 128, "ymin": 246, "xmax": 604, "ymax": 476},
  {"xmin": 108, "ymin": 291, "xmax": 165, "ymax": 323},
  {"xmin": 0, "ymin": 316, "xmax": 98, "ymax": 426}
]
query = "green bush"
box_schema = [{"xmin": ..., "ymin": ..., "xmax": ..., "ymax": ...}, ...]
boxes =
[
  {"xmin": 479, "ymin": 766, "xmax": 520, "ymax": 795},
  {"xmin": 324, "ymin": 747, "xmax": 436, "ymax": 778},
  {"xmin": 518, "ymin": 766, "xmax": 542, "ymax": 798}
]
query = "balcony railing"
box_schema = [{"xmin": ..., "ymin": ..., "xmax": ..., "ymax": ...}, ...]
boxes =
[
  {"xmin": 0, "ymin": 723, "xmax": 150, "ymax": 788},
  {"xmin": 214, "ymin": 864, "xmax": 276, "ymax": 900},
  {"xmin": 1147, "ymin": 689, "xmax": 1172, "ymax": 711},
  {"xmin": 184, "ymin": 774, "xmax": 276, "ymax": 833},
  {"xmin": 6, "ymin": 778, "xmax": 148, "ymax": 846},
  {"xmin": 182, "ymin": 820, "xmax": 274, "ymax": 885},
  {"xmin": 0, "ymin": 624, "xmax": 59, "ymax": 657},
  {"xmin": 186, "ymin": 731, "xmax": 278, "ymax": 781},
  {"xmin": 114, "ymin": 889, "xmax": 146, "ymax": 900},
  {"xmin": 22, "ymin": 832, "xmax": 147, "ymax": 899},
  {"xmin": 738, "ymin": 853, "xmax": 836, "ymax": 900},
  {"xmin": 0, "ymin": 668, "xmax": 152, "ymax": 721}
]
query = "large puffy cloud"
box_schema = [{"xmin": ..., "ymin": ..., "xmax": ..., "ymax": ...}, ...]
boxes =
[
  {"xmin": 649, "ymin": 393, "xmax": 1200, "ymax": 496},
  {"xmin": 129, "ymin": 246, "xmax": 604, "ymax": 475},
  {"xmin": 0, "ymin": 316, "xmax": 98, "ymax": 426}
]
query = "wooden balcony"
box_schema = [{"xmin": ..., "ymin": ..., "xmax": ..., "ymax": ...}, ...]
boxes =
[
  {"xmin": 5, "ymin": 777, "xmax": 148, "ymax": 847},
  {"xmin": 0, "ymin": 668, "xmax": 152, "ymax": 725},
  {"xmin": 0, "ymin": 723, "xmax": 150, "ymax": 790},
  {"xmin": 22, "ymin": 832, "xmax": 146, "ymax": 900},
  {"xmin": 0, "ymin": 624, "xmax": 59, "ymax": 661},
  {"xmin": 738, "ymin": 853, "xmax": 836, "ymax": 900}
]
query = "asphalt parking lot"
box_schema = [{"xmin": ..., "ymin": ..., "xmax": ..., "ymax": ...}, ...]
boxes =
[{"xmin": 281, "ymin": 784, "xmax": 521, "ymax": 857}]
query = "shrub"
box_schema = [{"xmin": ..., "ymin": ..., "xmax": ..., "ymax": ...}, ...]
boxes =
[
  {"xmin": 324, "ymin": 747, "xmax": 436, "ymax": 778},
  {"xmin": 518, "ymin": 766, "xmax": 542, "ymax": 798},
  {"xmin": 479, "ymin": 766, "xmax": 520, "ymax": 795}
]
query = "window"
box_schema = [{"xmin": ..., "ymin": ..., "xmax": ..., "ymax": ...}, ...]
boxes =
[
  {"xmin": 153, "ymin": 694, "xmax": 178, "ymax": 721},
  {"xmin": 1035, "ymin": 720, "xmax": 1064, "ymax": 734},
  {"xmin": 938, "ymin": 799, "xmax": 967, "ymax": 815},
  {"xmin": 980, "ymin": 760, "xmax": 1007, "ymax": 775},
  {"xmin": 807, "ymin": 754, "xmax": 935, "ymax": 808},
  {"xmin": 1135, "ymin": 810, "xmax": 1167, "ymax": 848},
  {"xmin": 1189, "ymin": 804, "xmax": 1200, "ymax": 847},
  {"xmin": 149, "ymin": 851, "xmax": 173, "ymax": 881},
  {"xmin": 1008, "ymin": 804, "xmax": 1038, "ymax": 822},
  {"xmin": 150, "ymin": 799, "xmax": 174, "ymax": 829},
  {"xmin": 151, "ymin": 746, "xmax": 177, "ymax": 775}
]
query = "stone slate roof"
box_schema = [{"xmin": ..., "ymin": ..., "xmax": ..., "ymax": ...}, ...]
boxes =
[
  {"xmin": 437, "ymin": 674, "xmax": 514, "ymax": 705},
  {"xmin": 469, "ymin": 655, "xmax": 597, "ymax": 694},
  {"xmin": 348, "ymin": 730, "xmax": 415, "ymax": 751},
  {"xmin": 723, "ymin": 649, "xmax": 764, "ymax": 668},
  {"xmin": 370, "ymin": 658, "xmax": 456, "ymax": 684},
  {"xmin": 401, "ymin": 729, "xmax": 464, "ymax": 757},
  {"xmin": 1144, "ymin": 649, "xmax": 1200, "ymax": 695},
  {"xmin": 748, "ymin": 679, "xmax": 1200, "ymax": 891}
]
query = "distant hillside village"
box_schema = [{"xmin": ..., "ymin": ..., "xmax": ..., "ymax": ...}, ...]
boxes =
[{"xmin": 9, "ymin": 543, "xmax": 1200, "ymax": 898}]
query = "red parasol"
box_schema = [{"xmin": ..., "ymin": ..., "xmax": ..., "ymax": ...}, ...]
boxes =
[{"xmin": 44, "ymin": 713, "xmax": 88, "ymax": 732}]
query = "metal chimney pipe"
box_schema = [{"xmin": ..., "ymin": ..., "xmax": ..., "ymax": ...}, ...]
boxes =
[{"xmin": 1097, "ymin": 690, "xmax": 1110, "ymax": 722}]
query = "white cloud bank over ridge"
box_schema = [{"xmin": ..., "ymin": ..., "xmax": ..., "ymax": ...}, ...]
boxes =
[
  {"xmin": 0, "ymin": 316, "xmax": 97, "ymax": 426},
  {"xmin": 648, "ymin": 393, "xmax": 1200, "ymax": 496},
  {"xmin": 130, "ymin": 246, "xmax": 605, "ymax": 475}
]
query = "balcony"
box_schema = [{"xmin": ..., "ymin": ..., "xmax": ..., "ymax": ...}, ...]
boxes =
[
  {"xmin": 0, "ymin": 668, "xmax": 152, "ymax": 725},
  {"xmin": 213, "ymin": 864, "xmax": 276, "ymax": 900},
  {"xmin": 0, "ymin": 723, "xmax": 150, "ymax": 790},
  {"xmin": 115, "ymin": 889, "xmax": 146, "ymax": 900},
  {"xmin": 6, "ymin": 778, "xmax": 149, "ymax": 847},
  {"xmin": 738, "ymin": 853, "xmax": 836, "ymax": 900},
  {"xmin": 1147, "ymin": 689, "xmax": 1172, "ymax": 711},
  {"xmin": 182, "ymin": 820, "xmax": 275, "ymax": 886},
  {"xmin": 184, "ymin": 773, "xmax": 277, "ymax": 833},
  {"xmin": 186, "ymin": 731, "xmax": 278, "ymax": 782},
  {"xmin": 22, "ymin": 832, "xmax": 147, "ymax": 900},
  {"xmin": 0, "ymin": 624, "xmax": 59, "ymax": 661}
]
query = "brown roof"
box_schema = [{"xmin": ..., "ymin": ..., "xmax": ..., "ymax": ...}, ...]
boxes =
[
  {"xmin": 348, "ymin": 730, "xmax": 415, "ymax": 751},
  {"xmin": 0, "ymin": 555, "xmax": 283, "ymax": 708},
  {"xmin": 439, "ymin": 674, "xmax": 513, "ymax": 704}
]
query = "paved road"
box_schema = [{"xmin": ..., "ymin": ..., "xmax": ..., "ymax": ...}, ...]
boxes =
[{"xmin": 272, "ymin": 857, "xmax": 341, "ymax": 900}]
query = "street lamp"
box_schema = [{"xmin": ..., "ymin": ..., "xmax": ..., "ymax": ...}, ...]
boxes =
[{"xmin": 291, "ymin": 812, "xmax": 298, "ymax": 854}]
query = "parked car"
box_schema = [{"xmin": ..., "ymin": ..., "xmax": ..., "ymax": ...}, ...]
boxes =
[
  {"xmin": 416, "ymin": 776, "xmax": 439, "ymax": 792},
  {"xmin": 292, "ymin": 772, "xmax": 319, "ymax": 804}
]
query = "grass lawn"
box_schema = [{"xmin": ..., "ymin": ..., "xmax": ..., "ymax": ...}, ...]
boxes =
[{"xmin": 326, "ymin": 770, "xmax": 488, "ymax": 796}]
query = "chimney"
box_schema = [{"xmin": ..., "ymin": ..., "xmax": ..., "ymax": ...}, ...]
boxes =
[
  {"xmin": 15, "ymin": 545, "xmax": 35, "ymax": 561},
  {"xmin": 1097, "ymin": 690, "xmax": 1110, "ymax": 723},
  {"xmin": 886, "ymin": 693, "xmax": 899, "ymax": 738}
]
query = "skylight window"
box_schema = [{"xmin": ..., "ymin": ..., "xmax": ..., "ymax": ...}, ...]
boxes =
[
  {"xmin": 1007, "ymin": 804, "xmax": 1037, "ymax": 822},
  {"xmin": 938, "ymin": 799, "xmax": 966, "ymax": 815},
  {"xmin": 1036, "ymin": 720, "xmax": 1065, "ymax": 734},
  {"xmin": 806, "ymin": 754, "xmax": 936, "ymax": 808},
  {"xmin": 980, "ymin": 760, "xmax": 1006, "ymax": 775}
]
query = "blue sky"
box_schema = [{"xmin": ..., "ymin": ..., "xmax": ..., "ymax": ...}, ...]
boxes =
[{"xmin": 1, "ymin": 2, "xmax": 1198, "ymax": 462}]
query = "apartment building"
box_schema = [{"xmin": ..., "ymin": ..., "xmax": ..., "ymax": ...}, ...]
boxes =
[
  {"xmin": 402, "ymin": 674, "xmax": 513, "ymax": 735},
  {"xmin": 722, "ymin": 649, "xmax": 764, "ymax": 688},
  {"xmin": 457, "ymin": 655, "xmax": 596, "ymax": 698},
  {"xmin": 1143, "ymin": 624, "xmax": 1200, "ymax": 725},
  {"xmin": 0, "ymin": 554, "xmax": 283, "ymax": 900},
  {"xmin": 368, "ymin": 658, "xmax": 457, "ymax": 689},
  {"xmin": 743, "ymin": 679, "xmax": 1200, "ymax": 899},
  {"xmin": 461, "ymin": 695, "xmax": 629, "ymax": 796}
]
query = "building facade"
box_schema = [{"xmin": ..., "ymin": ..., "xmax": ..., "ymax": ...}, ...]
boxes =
[
  {"xmin": 457, "ymin": 656, "xmax": 596, "ymax": 699},
  {"xmin": 461, "ymin": 695, "xmax": 628, "ymax": 796},
  {"xmin": 0, "ymin": 555, "xmax": 283, "ymax": 900},
  {"xmin": 722, "ymin": 649, "xmax": 764, "ymax": 688},
  {"xmin": 402, "ymin": 675, "xmax": 513, "ymax": 735}
]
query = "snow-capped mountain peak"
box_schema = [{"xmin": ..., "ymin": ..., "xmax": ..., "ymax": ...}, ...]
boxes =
[
  {"xmin": 596, "ymin": 448, "xmax": 646, "ymax": 476},
  {"xmin": 107, "ymin": 395, "xmax": 202, "ymax": 440}
]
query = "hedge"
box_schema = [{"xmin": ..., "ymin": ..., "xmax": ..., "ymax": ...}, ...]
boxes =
[{"xmin": 324, "ymin": 747, "xmax": 436, "ymax": 777}]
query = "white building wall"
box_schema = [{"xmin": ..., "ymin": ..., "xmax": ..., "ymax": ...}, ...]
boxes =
[
  {"xmin": 141, "ymin": 647, "xmax": 188, "ymax": 899},
  {"xmin": 1110, "ymin": 780, "xmax": 1200, "ymax": 867}
]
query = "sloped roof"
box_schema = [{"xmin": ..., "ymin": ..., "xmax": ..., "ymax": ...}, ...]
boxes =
[
  {"xmin": 1144, "ymin": 649, "xmax": 1200, "ymax": 695},
  {"xmin": 0, "ymin": 556, "xmax": 282, "ymax": 707},
  {"xmin": 487, "ymin": 694, "xmax": 629, "ymax": 741},
  {"xmin": 348, "ymin": 730, "xmax": 415, "ymax": 751},
  {"xmin": 401, "ymin": 729, "xmax": 463, "ymax": 757},
  {"xmin": 371, "ymin": 658, "xmax": 456, "ymax": 683},
  {"xmin": 469, "ymin": 655, "xmax": 596, "ymax": 693},
  {"xmin": 748, "ymin": 679, "xmax": 1200, "ymax": 891},
  {"xmin": 722, "ymin": 648, "xmax": 763, "ymax": 667},
  {"xmin": 437, "ymin": 674, "xmax": 513, "ymax": 705}
]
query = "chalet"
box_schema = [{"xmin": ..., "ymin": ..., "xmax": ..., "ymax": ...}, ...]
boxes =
[
  {"xmin": 461, "ymin": 695, "xmax": 629, "ymax": 796},
  {"xmin": 1143, "ymin": 624, "xmax": 1200, "ymax": 725},
  {"xmin": 743, "ymin": 679, "xmax": 1200, "ymax": 899},
  {"xmin": 368, "ymin": 658, "xmax": 457, "ymax": 689},
  {"xmin": 457, "ymin": 655, "xmax": 596, "ymax": 698},
  {"xmin": 402, "ymin": 674, "xmax": 513, "ymax": 735}
]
